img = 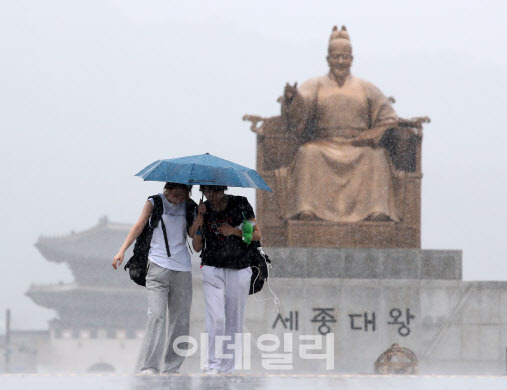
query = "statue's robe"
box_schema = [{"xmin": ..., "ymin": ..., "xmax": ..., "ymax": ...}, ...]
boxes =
[{"xmin": 275, "ymin": 73, "xmax": 400, "ymax": 222}]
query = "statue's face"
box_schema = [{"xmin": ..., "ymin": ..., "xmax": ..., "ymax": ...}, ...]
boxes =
[{"xmin": 327, "ymin": 40, "xmax": 353, "ymax": 79}]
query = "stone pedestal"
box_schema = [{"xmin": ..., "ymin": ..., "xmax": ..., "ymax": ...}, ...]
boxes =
[
  {"xmin": 264, "ymin": 248, "xmax": 462, "ymax": 280},
  {"xmin": 286, "ymin": 220, "xmax": 420, "ymax": 248},
  {"xmin": 245, "ymin": 276, "xmax": 507, "ymax": 375}
]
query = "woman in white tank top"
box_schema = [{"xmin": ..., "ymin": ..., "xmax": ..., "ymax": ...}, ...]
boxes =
[{"xmin": 112, "ymin": 182, "xmax": 200, "ymax": 374}]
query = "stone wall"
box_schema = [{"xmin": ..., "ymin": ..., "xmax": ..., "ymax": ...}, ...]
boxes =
[{"xmin": 29, "ymin": 249, "xmax": 507, "ymax": 375}]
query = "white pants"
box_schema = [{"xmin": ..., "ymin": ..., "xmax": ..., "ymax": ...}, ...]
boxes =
[{"xmin": 201, "ymin": 265, "xmax": 252, "ymax": 373}]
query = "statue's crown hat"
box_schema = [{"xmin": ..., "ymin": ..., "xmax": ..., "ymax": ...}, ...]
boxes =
[{"xmin": 329, "ymin": 25, "xmax": 350, "ymax": 42}]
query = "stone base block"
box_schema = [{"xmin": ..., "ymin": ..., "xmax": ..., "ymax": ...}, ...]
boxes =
[
  {"xmin": 263, "ymin": 247, "xmax": 462, "ymax": 280},
  {"xmin": 287, "ymin": 220, "xmax": 420, "ymax": 248}
]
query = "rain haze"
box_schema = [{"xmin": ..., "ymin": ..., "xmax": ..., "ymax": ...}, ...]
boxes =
[{"xmin": 1, "ymin": 0, "xmax": 506, "ymax": 355}]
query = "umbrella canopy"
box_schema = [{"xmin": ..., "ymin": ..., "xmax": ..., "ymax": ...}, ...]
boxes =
[{"xmin": 135, "ymin": 153, "xmax": 272, "ymax": 192}]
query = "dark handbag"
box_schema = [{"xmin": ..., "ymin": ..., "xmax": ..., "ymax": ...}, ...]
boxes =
[{"xmin": 249, "ymin": 244, "xmax": 271, "ymax": 295}]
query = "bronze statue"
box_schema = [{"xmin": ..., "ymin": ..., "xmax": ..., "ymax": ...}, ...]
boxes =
[
  {"xmin": 244, "ymin": 25, "xmax": 429, "ymax": 248},
  {"xmin": 277, "ymin": 26, "xmax": 403, "ymax": 222}
]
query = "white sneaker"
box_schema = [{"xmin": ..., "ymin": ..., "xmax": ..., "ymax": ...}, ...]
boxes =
[
  {"xmin": 203, "ymin": 369, "xmax": 220, "ymax": 375},
  {"xmin": 140, "ymin": 369, "xmax": 156, "ymax": 375}
]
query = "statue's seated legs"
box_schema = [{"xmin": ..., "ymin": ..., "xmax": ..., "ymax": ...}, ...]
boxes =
[{"xmin": 276, "ymin": 139, "xmax": 400, "ymax": 224}]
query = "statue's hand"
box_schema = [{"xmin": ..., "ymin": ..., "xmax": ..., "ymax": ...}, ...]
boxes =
[
  {"xmin": 351, "ymin": 138, "xmax": 376, "ymax": 148},
  {"xmin": 283, "ymin": 82, "xmax": 298, "ymax": 102},
  {"xmin": 351, "ymin": 127, "xmax": 389, "ymax": 148}
]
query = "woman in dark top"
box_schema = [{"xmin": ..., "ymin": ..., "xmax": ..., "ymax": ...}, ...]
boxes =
[{"xmin": 192, "ymin": 185, "xmax": 261, "ymax": 374}]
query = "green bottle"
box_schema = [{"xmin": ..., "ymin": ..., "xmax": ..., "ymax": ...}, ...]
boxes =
[{"xmin": 242, "ymin": 220, "xmax": 254, "ymax": 245}]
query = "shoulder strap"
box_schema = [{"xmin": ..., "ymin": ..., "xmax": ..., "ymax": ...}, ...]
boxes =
[
  {"xmin": 149, "ymin": 195, "xmax": 164, "ymax": 229},
  {"xmin": 149, "ymin": 195, "xmax": 171, "ymax": 257},
  {"xmin": 160, "ymin": 218, "xmax": 171, "ymax": 258}
]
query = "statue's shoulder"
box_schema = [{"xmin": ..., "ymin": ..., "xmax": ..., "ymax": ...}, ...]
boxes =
[
  {"xmin": 351, "ymin": 75, "xmax": 374, "ymax": 89},
  {"xmin": 352, "ymin": 76, "xmax": 388, "ymax": 98},
  {"xmin": 299, "ymin": 75, "xmax": 328, "ymax": 94}
]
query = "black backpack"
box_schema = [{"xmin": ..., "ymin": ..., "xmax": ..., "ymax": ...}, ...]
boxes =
[
  {"xmin": 248, "ymin": 243, "xmax": 271, "ymax": 295},
  {"xmin": 124, "ymin": 195, "xmax": 197, "ymax": 286}
]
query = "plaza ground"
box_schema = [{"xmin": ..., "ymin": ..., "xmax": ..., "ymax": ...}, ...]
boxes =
[{"xmin": 1, "ymin": 373, "xmax": 507, "ymax": 390}]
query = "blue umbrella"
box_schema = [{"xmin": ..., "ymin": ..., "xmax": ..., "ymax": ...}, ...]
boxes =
[{"xmin": 135, "ymin": 153, "xmax": 272, "ymax": 192}]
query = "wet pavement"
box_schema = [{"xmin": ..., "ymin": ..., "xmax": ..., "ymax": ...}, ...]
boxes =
[{"xmin": 1, "ymin": 374, "xmax": 507, "ymax": 390}]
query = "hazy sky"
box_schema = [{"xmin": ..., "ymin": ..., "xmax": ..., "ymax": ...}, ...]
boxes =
[{"xmin": 1, "ymin": 0, "xmax": 506, "ymax": 331}]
